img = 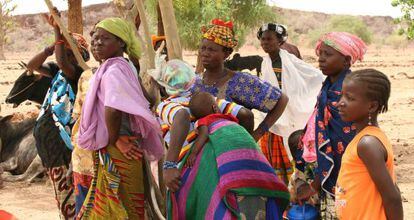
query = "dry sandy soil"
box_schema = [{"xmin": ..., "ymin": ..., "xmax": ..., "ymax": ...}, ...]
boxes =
[{"xmin": 0, "ymin": 46, "xmax": 413, "ymax": 219}]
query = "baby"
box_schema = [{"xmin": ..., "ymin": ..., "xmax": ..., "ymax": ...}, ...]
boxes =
[
  {"xmin": 287, "ymin": 129, "xmax": 319, "ymax": 205},
  {"xmin": 185, "ymin": 92, "xmax": 240, "ymax": 167}
]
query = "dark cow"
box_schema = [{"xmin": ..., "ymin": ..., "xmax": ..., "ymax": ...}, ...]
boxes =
[
  {"xmin": 224, "ymin": 53, "xmax": 263, "ymax": 75},
  {"xmin": 5, "ymin": 62, "xmax": 51, "ymax": 107},
  {"xmin": 0, "ymin": 115, "xmax": 45, "ymax": 182}
]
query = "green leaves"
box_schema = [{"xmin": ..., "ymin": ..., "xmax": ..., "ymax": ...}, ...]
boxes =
[
  {"xmin": 149, "ymin": 0, "xmax": 275, "ymax": 50},
  {"xmin": 392, "ymin": 0, "xmax": 414, "ymax": 39},
  {"xmin": 0, "ymin": 0, "xmax": 17, "ymax": 44}
]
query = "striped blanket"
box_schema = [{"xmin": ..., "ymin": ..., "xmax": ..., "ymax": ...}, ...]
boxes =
[{"xmin": 168, "ymin": 123, "xmax": 290, "ymax": 219}]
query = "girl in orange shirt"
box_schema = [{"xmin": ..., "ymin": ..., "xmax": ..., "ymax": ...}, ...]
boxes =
[{"xmin": 335, "ymin": 68, "xmax": 403, "ymax": 220}]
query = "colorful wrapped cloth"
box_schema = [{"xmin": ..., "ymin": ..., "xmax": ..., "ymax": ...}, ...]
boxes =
[
  {"xmin": 71, "ymin": 69, "xmax": 95, "ymax": 216},
  {"xmin": 47, "ymin": 165, "xmax": 75, "ymax": 219},
  {"xmin": 315, "ymin": 32, "xmax": 367, "ymax": 64},
  {"xmin": 167, "ymin": 123, "xmax": 290, "ymax": 219},
  {"xmin": 0, "ymin": 210, "xmax": 17, "ymax": 220},
  {"xmin": 77, "ymin": 57, "xmax": 163, "ymax": 161},
  {"xmin": 202, "ymin": 18, "xmax": 238, "ymax": 49},
  {"xmin": 37, "ymin": 70, "xmax": 76, "ymax": 150},
  {"xmin": 259, "ymin": 132, "xmax": 293, "ymax": 185},
  {"xmin": 156, "ymin": 92, "xmax": 242, "ymax": 161},
  {"xmin": 301, "ymin": 109, "xmax": 317, "ymax": 163},
  {"xmin": 314, "ymin": 69, "xmax": 356, "ymax": 196},
  {"xmin": 77, "ymin": 145, "xmax": 145, "ymax": 219},
  {"xmin": 190, "ymin": 72, "xmax": 281, "ymax": 112},
  {"xmin": 95, "ymin": 18, "xmax": 141, "ymax": 59}
]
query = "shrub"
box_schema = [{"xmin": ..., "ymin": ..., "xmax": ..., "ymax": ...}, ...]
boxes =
[{"xmin": 306, "ymin": 15, "xmax": 373, "ymax": 47}]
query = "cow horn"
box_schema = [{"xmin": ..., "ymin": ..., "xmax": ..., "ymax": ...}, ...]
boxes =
[
  {"xmin": 18, "ymin": 61, "xmax": 33, "ymax": 76},
  {"xmin": 17, "ymin": 62, "xmax": 24, "ymax": 69}
]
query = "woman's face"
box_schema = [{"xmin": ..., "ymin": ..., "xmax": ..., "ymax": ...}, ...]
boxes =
[
  {"xmin": 90, "ymin": 31, "xmax": 101, "ymax": 62},
  {"xmin": 317, "ymin": 43, "xmax": 348, "ymax": 77},
  {"xmin": 199, "ymin": 39, "xmax": 229, "ymax": 70},
  {"xmin": 93, "ymin": 28, "xmax": 125, "ymax": 60},
  {"xmin": 260, "ymin": 30, "xmax": 281, "ymax": 54}
]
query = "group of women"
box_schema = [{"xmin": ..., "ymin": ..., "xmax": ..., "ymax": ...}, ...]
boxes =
[{"xmin": 26, "ymin": 8, "xmax": 402, "ymax": 220}]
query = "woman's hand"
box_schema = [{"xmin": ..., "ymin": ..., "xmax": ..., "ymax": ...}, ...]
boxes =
[
  {"xmin": 296, "ymin": 183, "xmax": 318, "ymax": 205},
  {"xmin": 42, "ymin": 7, "xmax": 60, "ymax": 29},
  {"xmin": 163, "ymin": 168, "xmax": 181, "ymax": 192},
  {"xmin": 185, "ymin": 152, "xmax": 197, "ymax": 168},
  {"xmin": 252, "ymin": 129, "xmax": 264, "ymax": 142},
  {"xmin": 115, "ymin": 136, "xmax": 143, "ymax": 160}
]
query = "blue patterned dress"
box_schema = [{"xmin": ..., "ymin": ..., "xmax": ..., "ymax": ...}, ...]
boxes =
[{"xmin": 190, "ymin": 72, "xmax": 281, "ymax": 112}]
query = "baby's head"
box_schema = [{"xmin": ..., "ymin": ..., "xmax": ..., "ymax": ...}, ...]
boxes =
[
  {"xmin": 288, "ymin": 129, "xmax": 304, "ymax": 158},
  {"xmin": 189, "ymin": 92, "xmax": 219, "ymax": 119}
]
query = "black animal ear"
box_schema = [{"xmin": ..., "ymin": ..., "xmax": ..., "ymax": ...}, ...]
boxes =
[{"xmin": 0, "ymin": 115, "xmax": 13, "ymax": 124}]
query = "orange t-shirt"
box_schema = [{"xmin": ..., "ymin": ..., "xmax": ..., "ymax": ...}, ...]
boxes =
[{"xmin": 335, "ymin": 126, "xmax": 395, "ymax": 220}]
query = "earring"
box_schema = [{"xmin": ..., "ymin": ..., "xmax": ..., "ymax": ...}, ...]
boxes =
[{"xmin": 368, "ymin": 112, "xmax": 372, "ymax": 126}]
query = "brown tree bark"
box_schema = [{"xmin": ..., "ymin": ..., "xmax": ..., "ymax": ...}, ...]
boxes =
[
  {"xmin": 68, "ymin": 0, "xmax": 83, "ymax": 35},
  {"xmin": 0, "ymin": 2, "xmax": 6, "ymax": 60},
  {"xmin": 156, "ymin": 2, "xmax": 164, "ymax": 36},
  {"xmin": 158, "ymin": 0, "xmax": 182, "ymax": 60}
]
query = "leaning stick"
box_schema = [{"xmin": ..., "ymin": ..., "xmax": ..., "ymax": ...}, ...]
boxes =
[
  {"xmin": 134, "ymin": 0, "xmax": 155, "ymax": 69},
  {"xmin": 44, "ymin": 0, "xmax": 90, "ymax": 71},
  {"xmin": 158, "ymin": 0, "xmax": 182, "ymax": 60}
]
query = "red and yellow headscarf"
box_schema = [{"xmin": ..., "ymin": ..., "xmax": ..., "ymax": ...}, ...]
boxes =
[{"xmin": 202, "ymin": 19, "xmax": 238, "ymax": 49}]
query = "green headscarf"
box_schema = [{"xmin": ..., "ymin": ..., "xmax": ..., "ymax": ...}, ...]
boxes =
[{"xmin": 96, "ymin": 17, "xmax": 142, "ymax": 59}]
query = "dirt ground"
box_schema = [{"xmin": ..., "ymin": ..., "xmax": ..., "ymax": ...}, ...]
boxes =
[{"xmin": 0, "ymin": 46, "xmax": 413, "ymax": 219}]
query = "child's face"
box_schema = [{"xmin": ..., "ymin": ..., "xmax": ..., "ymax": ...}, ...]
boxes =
[
  {"xmin": 317, "ymin": 43, "xmax": 348, "ymax": 77},
  {"xmin": 338, "ymin": 79, "xmax": 373, "ymax": 123},
  {"xmin": 212, "ymin": 102, "xmax": 220, "ymax": 114}
]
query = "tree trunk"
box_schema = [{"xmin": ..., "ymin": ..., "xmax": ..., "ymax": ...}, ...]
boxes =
[
  {"xmin": 0, "ymin": 30, "xmax": 5, "ymax": 60},
  {"xmin": 158, "ymin": 0, "xmax": 182, "ymax": 60},
  {"xmin": 68, "ymin": 0, "xmax": 83, "ymax": 35},
  {"xmin": 0, "ymin": 45, "xmax": 5, "ymax": 60},
  {"xmin": 0, "ymin": 2, "xmax": 5, "ymax": 60},
  {"xmin": 156, "ymin": 3, "xmax": 164, "ymax": 36}
]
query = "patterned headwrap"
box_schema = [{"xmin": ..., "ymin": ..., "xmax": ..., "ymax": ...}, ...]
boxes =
[
  {"xmin": 65, "ymin": 33, "xmax": 90, "ymax": 62},
  {"xmin": 315, "ymin": 32, "xmax": 367, "ymax": 64},
  {"xmin": 96, "ymin": 17, "xmax": 142, "ymax": 59},
  {"xmin": 202, "ymin": 18, "xmax": 238, "ymax": 49},
  {"xmin": 149, "ymin": 59, "xmax": 196, "ymax": 96},
  {"xmin": 257, "ymin": 23, "xmax": 288, "ymax": 43}
]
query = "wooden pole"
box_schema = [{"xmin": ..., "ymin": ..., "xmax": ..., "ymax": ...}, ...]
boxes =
[
  {"xmin": 156, "ymin": 2, "xmax": 164, "ymax": 36},
  {"xmin": 158, "ymin": 0, "xmax": 182, "ymax": 60},
  {"xmin": 134, "ymin": 0, "xmax": 155, "ymax": 69},
  {"xmin": 44, "ymin": 0, "xmax": 89, "ymax": 70}
]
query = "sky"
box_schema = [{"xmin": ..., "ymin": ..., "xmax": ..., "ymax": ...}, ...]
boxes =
[
  {"xmin": 268, "ymin": 0, "xmax": 402, "ymax": 18},
  {"xmin": 12, "ymin": 0, "xmax": 402, "ymax": 18},
  {"xmin": 12, "ymin": 0, "xmax": 111, "ymax": 15}
]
